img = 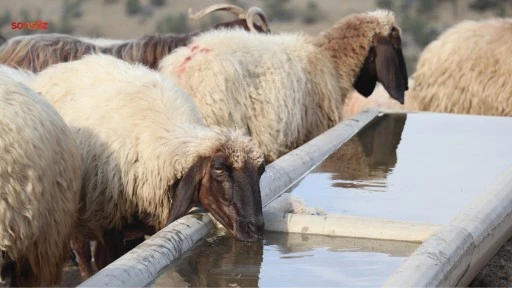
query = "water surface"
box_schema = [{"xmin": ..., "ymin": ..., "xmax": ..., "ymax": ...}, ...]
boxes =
[
  {"xmin": 150, "ymin": 231, "xmax": 417, "ymax": 287},
  {"xmin": 290, "ymin": 113, "xmax": 512, "ymax": 224}
]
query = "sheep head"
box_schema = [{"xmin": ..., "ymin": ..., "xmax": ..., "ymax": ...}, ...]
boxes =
[
  {"xmin": 169, "ymin": 132, "xmax": 265, "ymax": 242},
  {"xmin": 353, "ymin": 25, "xmax": 408, "ymax": 104},
  {"xmin": 318, "ymin": 10, "xmax": 408, "ymax": 104}
]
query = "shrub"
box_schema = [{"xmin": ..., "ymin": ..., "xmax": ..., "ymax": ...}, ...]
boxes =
[
  {"xmin": 300, "ymin": 0, "xmax": 323, "ymax": 24},
  {"xmin": 376, "ymin": 0, "xmax": 394, "ymax": 10},
  {"xmin": 126, "ymin": 0, "xmax": 142, "ymax": 16},
  {"xmin": 150, "ymin": 0, "xmax": 166, "ymax": 7},
  {"xmin": 63, "ymin": 0, "xmax": 84, "ymax": 19},
  {"xmin": 155, "ymin": 12, "xmax": 189, "ymax": 34},
  {"xmin": 416, "ymin": 0, "xmax": 436, "ymax": 15},
  {"xmin": 262, "ymin": 0, "xmax": 295, "ymax": 22},
  {"xmin": 197, "ymin": 13, "xmax": 223, "ymax": 30},
  {"xmin": 402, "ymin": 16, "xmax": 439, "ymax": 48},
  {"xmin": 0, "ymin": 11, "xmax": 11, "ymax": 28}
]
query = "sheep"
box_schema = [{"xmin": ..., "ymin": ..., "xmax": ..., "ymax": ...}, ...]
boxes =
[
  {"xmin": 0, "ymin": 3, "xmax": 270, "ymax": 72},
  {"xmin": 408, "ymin": 17, "xmax": 512, "ymax": 116},
  {"xmin": 0, "ymin": 64, "xmax": 35, "ymax": 88},
  {"xmin": 159, "ymin": 9, "xmax": 409, "ymax": 162},
  {"xmin": 0, "ymin": 70, "xmax": 81, "ymax": 286},
  {"xmin": 30, "ymin": 54, "xmax": 266, "ymax": 280}
]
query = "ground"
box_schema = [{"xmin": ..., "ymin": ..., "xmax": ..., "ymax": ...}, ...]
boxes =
[{"xmin": 471, "ymin": 238, "xmax": 512, "ymax": 287}]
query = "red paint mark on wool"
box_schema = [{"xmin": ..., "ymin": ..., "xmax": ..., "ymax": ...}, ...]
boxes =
[{"xmin": 177, "ymin": 44, "xmax": 211, "ymax": 76}]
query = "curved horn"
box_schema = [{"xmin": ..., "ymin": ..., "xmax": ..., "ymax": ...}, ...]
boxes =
[
  {"xmin": 246, "ymin": 7, "xmax": 271, "ymax": 33},
  {"xmin": 189, "ymin": 4, "xmax": 246, "ymax": 21}
]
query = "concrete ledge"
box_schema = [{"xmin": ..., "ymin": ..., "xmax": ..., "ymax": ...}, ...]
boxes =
[
  {"xmin": 78, "ymin": 213, "xmax": 214, "ymax": 287},
  {"xmin": 263, "ymin": 211, "xmax": 440, "ymax": 243},
  {"xmin": 383, "ymin": 165, "xmax": 512, "ymax": 287}
]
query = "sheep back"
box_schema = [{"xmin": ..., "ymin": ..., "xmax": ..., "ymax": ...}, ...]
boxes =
[
  {"xmin": 0, "ymin": 72, "xmax": 81, "ymax": 286},
  {"xmin": 159, "ymin": 29, "xmax": 344, "ymax": 161},
  {"xmin": 410, "ymin": 18, "xmax": 512, "ymax": 116},
  {"xmin": 0, "ymin": 33, "xmax": 100, "ymax": 72}
]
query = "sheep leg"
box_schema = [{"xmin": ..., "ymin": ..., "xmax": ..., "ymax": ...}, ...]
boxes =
[
  {"xmin": 0, "ymin": 261, "xmax": 13, "ymax": 287},
  {"xmin": 9, "ymin": 259, "xmax": 33, "ymax": 287},
  {"xmin": 70, "ymin": 236, "xmax": 95, "ymax": 281},
  {"xmin": 121, "ymin": 221, "xmax": 156, "ymax": 253},
  {"xmin": 94, "ymin": 229, "xmax": 125, "ymax": 270},
  {"xmin": 123, "ymin": 236, "xmax": 145, "ymax": 252},
  {"xmin": 68, "ymin": 244, "xmax": 78, "ymax": 266}
]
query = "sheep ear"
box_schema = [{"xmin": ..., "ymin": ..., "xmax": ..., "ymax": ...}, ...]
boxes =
[
  {"xmin": 375, "ymin": 36, "xmax": 407, "ymax": 104},
  {"xmin": 353, "ymin": 57, "xmax": 378, "ymax": 97},
  {"xmin": 168, "ymin": 157, "xmax": 208, "ymax": 223},
  {"xmin": 395, "ymin": 46, "xmax": 409, "ymax": 91}
]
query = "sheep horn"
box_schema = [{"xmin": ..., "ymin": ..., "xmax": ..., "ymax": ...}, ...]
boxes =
[
  {"xmin": 246, "ymin": 7, "xmax": 271, "ymax": 33},
  {"xmin": 188, "ymin": 4, "xmax": 246, "ymax": 21}
]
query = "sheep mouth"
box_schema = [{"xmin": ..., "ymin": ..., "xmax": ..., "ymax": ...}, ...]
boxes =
[
  {"xmin": 233, "ymin": 222, "xmax": 264, "ymax": 242},
  {"xmin": 234, "ymin": 233, "xmax": 263, "ymax": 242},
  {"xmin": 208, "ymin": 208, "xmax": 264, "ymax": 242}
]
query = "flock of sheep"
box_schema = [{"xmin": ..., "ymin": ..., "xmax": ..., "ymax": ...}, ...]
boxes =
[{"xmin": 0, "ymin": 2, "xmax": 510, "ymax": 286}]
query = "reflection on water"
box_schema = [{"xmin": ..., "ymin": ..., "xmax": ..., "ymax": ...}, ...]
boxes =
[
  {"xmin": 292, "ymin": 112, "xmax": 512, "ymax": 224},
  {"xmin": 316, "ymin": 114, "xmax": 407, "ymax": 190},
  {"xmin": 150, "ymin": 230, "xmax": 417, "ymax": 287}
]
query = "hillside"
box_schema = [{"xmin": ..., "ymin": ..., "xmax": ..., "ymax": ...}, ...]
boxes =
[{"xmin": 0, "ymin": 0, "xmax": 510, "ymax": 74}]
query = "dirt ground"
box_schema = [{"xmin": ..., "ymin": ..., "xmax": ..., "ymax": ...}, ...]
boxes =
[
  {"xmin": 59, "ymin": 265, "xmax": 82, "ymax": 287},
  {"xmin": 470, "ymin": 237, "xmax": 512, "ymax": 287}
]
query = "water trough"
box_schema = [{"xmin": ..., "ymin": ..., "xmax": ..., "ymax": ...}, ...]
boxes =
[{"xmin": 78, "ymin": 109, "xmax": 512, "ymax": 287}]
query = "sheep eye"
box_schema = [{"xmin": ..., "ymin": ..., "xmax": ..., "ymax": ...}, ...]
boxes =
[
  {"xmin": 214, "ymin": 166, "xmax": 224, "ymax": 173},
  {"xmin": 211, "ymin": 157, "xmax": 229, "ymax": 180},
  {"xmin": 211, "ymin": 163, "xmax": 227, "ymax": 180}
]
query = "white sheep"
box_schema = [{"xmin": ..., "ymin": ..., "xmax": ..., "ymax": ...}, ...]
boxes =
[
  {"xmin": 30, "ymin": 54, "xmax": 266, "ymax": 280},
  {"xmin": 408, "ymin": 17, "xmax": 512, "ymax": 116},
  {"xmin": 159, "ymin": 9, "xmax": 408, "ymax": 162},
  {"xmin": 0, "ymin": 70, "xmax": 81, "ymax": 286}
]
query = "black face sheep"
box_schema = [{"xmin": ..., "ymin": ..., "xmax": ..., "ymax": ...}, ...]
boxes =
[
  {"xmin": 407, "ymin": 17, "xmax": 512, "ymax": 116},
  {"xmin": 29, "ymin": 54, "xmax": 266, "ymax": 279},
  {"xmin": 0, "ymin": 3, "xmax": 270, "ymax": 72},
  {"xmin": 159, "ymin": 9, "xmax": 409, "ymax": 162},
  {"xmin": 0, "ymin": 69, "xmax": 81, "ymax": 286}
]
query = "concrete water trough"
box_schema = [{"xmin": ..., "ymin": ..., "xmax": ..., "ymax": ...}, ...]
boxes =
[
  {"xmin": 78, "ymin": 108, "xmax": 512, "ymax": 287},
  {"xmin": 149, "ymin": 231, "xmax": 419, "ymax": 287}
]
